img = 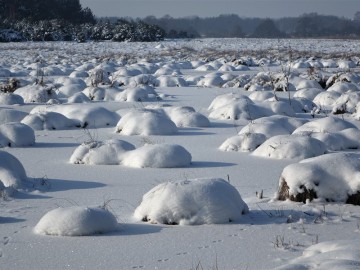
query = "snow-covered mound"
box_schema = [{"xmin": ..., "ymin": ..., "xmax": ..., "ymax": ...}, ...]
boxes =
[
  {"xmin": 70, "ymin": 139, "xmax": 135, "ymax": 165},
  {"xmin": 292, "ymin": 116, "xmax": 357, "ymax": 134},
  {"xmin": 0, "ymin": 122, "xmax": 35, "ymax": 147},
  {"xmin": 164, "ymin": 106, "xmax": 210, "ymax": 127},
  {"xmin": 122, "ymin": 144, "xmax": 191, "ymax": 168},
  {"xmin": 308, "ymin": 128, "xmax": 360, "ymax": 151},
  {"xmin": 208, "ymin": 93, "xmax": 295, "ymax": 121},
  {"xmin": 30, "ymin": 104, "xmax": 120, "ymax": 128},
  {"xmin": 115, "ymin": 109, "xmax": 177, "ymax": 136},
  {"xmin": 14, "ymin": 84, "xmax": 58, "ymax": 103},
  {"xmin": 293, "ymin": 88, "xmax": 323, "ymax": 100},
  {"xmin": 0, "ymin": 93, "xmax": 24, "ymax": 105},
  {"xmin": 239, "ymin": 115, "xmax": 307, "ymax": 138},
  {"xmin": 332, "ymin": 91, "xmax": 360, "ymax": 114},
  {"xmin": 277, "ymin": 153, "xmax": 360, "ymax": 204},
  {"xmin": 134, "ymin": 178, "xmax": 249, "ymax": 225},
  {"xmin": 116, "ymin": 86, "xmax": 159, "ymax": 102},
  {"xmin": 252, "ymin": 134, "xmax": 326, "ymax": 160},
  {"xmin": 34, "ymin": 206, "xmax": 118, "ymax": 236},
  {"xmin": 275, "ymin": 240, "xmax": 360, "ymax": 270},
  {"xmin": 0, "ymin": 108, "xmax": 28, "ymax": 124},
  {"xmin": 0, "ymin": 150, "xmax": 28, "ymax": 189},
  {"xmin": 153, "ymin": 75, "xmax": 188, "ymax": 87},
  {"xmin": 219, "ymin": 133, "xmax": 267, "ymax": 152},
  {"xmin": 22, "ymin": 112, "xmax": 80, "ymax": 130}
]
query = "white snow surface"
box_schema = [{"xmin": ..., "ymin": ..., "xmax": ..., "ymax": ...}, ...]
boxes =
[
  {"xmin": 1, "ymin": 39, "xmax": 360, "ymax": 270},
  {"xmin": 134, "ymin": 178, "xmax": 249, "ymax": 225}
]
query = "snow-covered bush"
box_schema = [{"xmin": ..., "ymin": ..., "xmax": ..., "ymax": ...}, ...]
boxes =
[
  {"xmin": 0, "ymin": 123, "xmax": 35, "ymax": 147},
  {"xmin": 115, "ymin": 109, "xmax": 177, "ymax": 136},
  {"xmin": 239, "ymin": 115, "xmax": 307, "ymax": 138},
  {"xmin": 34, "ymin": 206, "xmax": 118, "ymax": 236},
  {"xmin": 70, "ymin": 139, "xmax": 135, "ymax": 165},
  {"xmin": 30, "ymin": 104, "xmax": 120, "ymax": 128},
  {"xmin": 292, "ymin": 116, "xmax": 356, "ymax": 134},
  {"xmin": 116, "ymin": 86, "xmax": 159, "ymax": 102},
  {"xmin": 219, "ymin": 133, "xmax": 267, "ymax": 152},
  {"xmin": 0, "ymin": 93, "xmax": 24, "ymax": 105},
  {"xmin": 122, "ymin": 144, "xmax": 191, "ymax": 168},
  {"xmin": 164, "ymin": 106, "xmax": 210, "ymax": 128},
  {"xmin": 14, "ymin": 84, "xmax": 58, "ymax": 103},
  {"xmin": 21, "ymin": 112, "xmax": 80, "ymax": 130},
  {"xmin": 0, "ymin": 150, "xmax": 28, "ymax": 190},
  {"xmin": 134, "ymin": 178, "xmax": 249, "ymax": 225},
  {"xmin": 0, "ymin": 108, "xmax": 28, "ymax": 124},
  {"xmin": 275, "ymin": 240, "xmax": 360, "ymax": 270},
  {"xmin": 277, "ymin": 153, "xmax": 360, "ymax": 204},
  {"xmin": 252, "ymin": 134, "xmax": 326, "ymax": 160}
]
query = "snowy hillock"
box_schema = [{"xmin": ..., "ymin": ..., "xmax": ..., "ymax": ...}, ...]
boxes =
[
  {"xmin": 275, "ymin": 240, "xmax": 360, "ymax": 270},
  {"xmin": 277, "ymin": 153, "xmax": 360, "ymax": 204},
  {"xmin": 219, "ymin": 133, "xmax": 267, "ymax": 152},
  {"xmin": 30, "ymin": 104, "xmax": 120, "ymax": 128},
  {"xmin": 0, "ymin": 93, "xmax": 24, "ymax": 105},
  {"xmin": 0, "ymin": 108, "xmax": 28, "ymax": 124},
  {"xmin": 292, "ymin": 116, "xmax": 357, "ymax": 134},
  {"xmin": 115, "ymin": 109, "xmax": 177, "ymax": 135},
  {"xmin": 252, "ymin": 134, "xmax": 326, "ymax": 160},
  {"xmin": 239, "ymin": 115, "xmax": 308, "ymax": 138},
  {"xmin": 21, "ymin": 111, "xmax": 81, "ymax": 130},
  {"xmin": 0, "ymin": 150, "xmax": 28, "ymax": 193},
  {"xmin": 134, "ymin": 178, "xmax": 248, "ymax": 225},
  {"xmin": 34, "ymin": 206, "xmax": 118, "ymax": 236},
  {"xmin": 122, "ymin": 144, "xmax": 192, "ymax": 168},
  {"xmin": 14, "ymin": 84, "xmax": 58, "ymax": 103},
  {"xmin": 70, "ymin": 139, "xmax": 135, "ymax": 165},
  {"xmin": 0, "ymin": 122, "xmax": 35, "ymax": 147}
]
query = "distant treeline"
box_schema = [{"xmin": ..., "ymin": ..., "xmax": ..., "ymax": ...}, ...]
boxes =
[
  {"xmin": 142, "ymin": 13, "xmax": 360, "ymax": 39},
  {"xmin": 0, "ymin": 0, "xmax": 165, "ymax": 42}
]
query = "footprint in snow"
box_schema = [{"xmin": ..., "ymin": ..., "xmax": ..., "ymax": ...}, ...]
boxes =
[
  {"xmin": 3, "ymin": 237, "xmax": 10, "ymax": 246},
  {"xmin": 157, "ymin": 258, "xmax": 170, "ymax": 262},
  {"xmin": 131, "ymin": 266, "xmax": 144, "ymax": 269}
]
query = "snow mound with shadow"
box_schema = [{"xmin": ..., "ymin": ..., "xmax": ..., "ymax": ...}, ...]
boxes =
[
  {"xmin": 34, "ymin": 206, "xmax": 118, "ymax": 236},
  {"xmin": 0, "ymin": 122, "xmax": 35, "ymax": 147},
  {"xmin": 219, "ymin": 133, "xmax": 267, "ymax": 152},
  {"xmin": 70, "ymin": 139, "xmax": 135, "ymax": 165},
  {"xmin": 122, "ymin": 144, "xmax": 191, "ymax": 168},
  {"xmin": 134, "ymin": 178, "xmax": 249, "ymax": 225},
  {"xmin": 252, "ymin": 134, "xmax": 326, "ymax": 160},
  {"xmin": 292, "ymin": 116, "xmax": 356, "ymax": 134},
  {"xmin": 276, "ymin": 152, "xmax": 360, "ymax": 204},
  {"xmin": 115, "ymin": 109, "xmax": 177, "ymax": 135},
  {"xmin": 274, "ymin": 240, "xmax": 360, "ymax": 270},
  {"xmin": 0, "ymin": 150, "xmax": 28, "ymax": 193}
]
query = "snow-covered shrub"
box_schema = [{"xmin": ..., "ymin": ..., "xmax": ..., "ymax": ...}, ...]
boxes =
[
  {"xmin": 0, "ymin": 108, "xmax": 28, "ymax": 124},
  {"xmin": 30, "ymin": 104, "xmax": 120, "ymax": 128},
  {"xmin": 115, "ymin": 109, "xmax": 177, "ymax": 136},
  {"xmin": 292, "ymin": 116, "xmax": 356, "ymax": 134},
  {"xmin": 332, "ymin": 92, "xmax": 360, "ymax": 114},
  {"xmin": 0, "ymin": 150, "xmax": 28, "ymax": 189},
  {"xmin": 21, "ymin": 112, "xmax": 80, "ymax": 130},
  {"xmin": 134, "ymin": 178, "xmax": 249, "ymax": 225},
  {"xmin": 0, "ymin": 93, "xmax": 24, "ymax": 105},
  {"xmin": 153, "ymin": 76, "xmax": 188, "ymax": 87},
  {"xmin": 277, "ymin": 153, "xmax": 360, "ymax": 204},
  {"xmin": 252, "ymin": 134, "xmax": 326, "ymax": 160},
  {"xmin": 116, "ymin": 86, "xmax": 159, "ymax": 102},
  {"xmin": 14, "ymin": 84, "xmax": 58, "ymax": 103},
  {"xmin": 275, "ymin": 239, "xmax": 360, "ymax": 270},
  {"xmin": 57, "ymin": 83, "xmax": 85, "ymax": 98},
  {"xmin": 219, "ymin": 133, "xmax": 267, "ymax": 152},
  {"xmin": 239, "ymin": 115, "xmax": 307, "ymax": 138},
  {"xmin": 164, "ymin": 106, "xmax": 210, "ymax": 128},
  {"xmin": 293, "ymin": 88, "xmax": 323, "ymax": 100},
  {"xmin": 0, "ymin": 123, "xmax": 35, "ymax": 147},
  {"xmin": 67, "ymin": 92, "xmax": 91, "ymax": 103},
  {"xmin": 70, "ymin": 139, "xmax": 135, "ymax": 165},
  {"xmin": 122, "ymin": 144, "xmax": 191, "ymax": 168},
  {"xmin": 327, "ymin": 82, "xmax": 359, "ymax": 94},
  {"xmin": 34, "ymin": 206, "xmax": 118, "ymax": 236},
  {"xmin": 313, "ymin": 91, "xmax": 341, "ymax": 108}
]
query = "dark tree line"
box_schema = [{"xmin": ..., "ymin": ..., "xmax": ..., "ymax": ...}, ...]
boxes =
[
  {"xmin": 0, "ymin": 0, "xmax": 165, "ymax": 42},
  {"xmin": 0, "ymin": 0, "xmax": 95, "ymax": 24},
  {"xmin": 143, "ymin": 13, "xmax": 360, "ymax": 39}
]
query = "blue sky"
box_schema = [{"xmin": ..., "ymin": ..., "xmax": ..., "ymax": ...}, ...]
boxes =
[{"xmin": 80, "ymin": 0, "xmax": 359, "ymax": 19}]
